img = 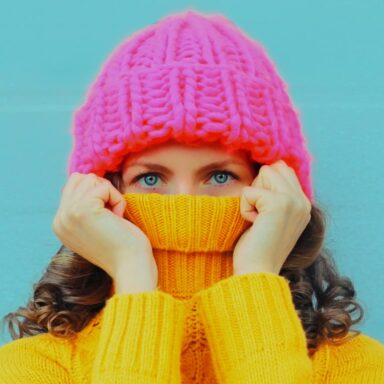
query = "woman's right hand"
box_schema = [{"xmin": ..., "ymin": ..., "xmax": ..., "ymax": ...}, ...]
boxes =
[{"xmin": 52, "ymin": 172, "xmax": 158, "ymax": 292}]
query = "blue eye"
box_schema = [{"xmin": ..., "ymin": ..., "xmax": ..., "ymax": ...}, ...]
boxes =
[
  {"xmin": 137, "ymin": 173, "xmax": 161, "ymax": 188},
  {"xmin": 132, "ymin": 170, "xmax": 238, "ymax": 189},
  {"xmin": 209, "ymin": 170, "xmax": 237, "ymax": 185}
]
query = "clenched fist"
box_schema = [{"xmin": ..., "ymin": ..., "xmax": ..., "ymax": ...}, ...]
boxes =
[{"xmin": 52, "ymin": 172, "xmax": 158, "ymax": 293}]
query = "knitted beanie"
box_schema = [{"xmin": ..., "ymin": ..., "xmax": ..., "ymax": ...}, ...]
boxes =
[{"xmin": 67, "ymin": 9, "xmax": 315, "ymax": 202}]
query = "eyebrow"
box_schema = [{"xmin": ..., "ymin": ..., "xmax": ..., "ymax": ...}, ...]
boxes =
[{"xmin": 126, "ymin": 159, "xmax": 247, "ymax": 176}]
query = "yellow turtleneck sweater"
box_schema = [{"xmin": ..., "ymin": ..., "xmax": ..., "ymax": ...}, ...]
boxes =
[{"xmin": 0, "ymin": 192, "xmax": 383, "ymax": 383}]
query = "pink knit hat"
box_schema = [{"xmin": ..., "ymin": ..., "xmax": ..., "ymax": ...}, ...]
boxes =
[{"xmin": 67, "ymin": 9, "xmax": 315, "ymax": 202}]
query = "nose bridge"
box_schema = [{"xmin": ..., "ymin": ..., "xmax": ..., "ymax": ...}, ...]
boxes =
[{"xmin": 173, "ymin": 175, "xmax": 197, "ymax": 195}]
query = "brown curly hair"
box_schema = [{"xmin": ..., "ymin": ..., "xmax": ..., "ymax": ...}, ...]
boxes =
[{"xmin": 1, "ymin": 168, "xmax": 365, "ymax": 356}]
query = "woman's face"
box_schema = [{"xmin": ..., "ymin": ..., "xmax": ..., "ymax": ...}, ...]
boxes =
[{"xmin": 121, "ymin": 140, "xmax": 259, "ymax": 197}]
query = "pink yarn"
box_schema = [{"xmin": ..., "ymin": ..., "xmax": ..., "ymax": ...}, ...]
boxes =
[{"xmin": 67, "ymin": 9, "xmax": 315, "ymax": 202}]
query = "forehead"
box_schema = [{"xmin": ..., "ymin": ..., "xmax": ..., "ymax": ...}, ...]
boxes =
[{"xmin": 123, "ymin": 140, "xmax": 254, "ymax": 165}]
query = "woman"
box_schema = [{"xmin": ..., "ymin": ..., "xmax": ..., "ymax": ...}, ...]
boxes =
[{"xmin": 1, "ymin": 9, "xmax": 383, "ymax": 383}]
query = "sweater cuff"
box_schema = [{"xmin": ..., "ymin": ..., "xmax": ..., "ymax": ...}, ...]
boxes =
[
  {"xmin": 193, "ymin": 272, "xmax": 310, "ymax": 380},
  {"xmin": 93, "ymin": 290, "xmax": 187, "ymax": 383}
]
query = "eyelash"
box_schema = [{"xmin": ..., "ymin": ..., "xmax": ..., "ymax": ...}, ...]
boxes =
[{"xmin": 131, "ymin": 169, "xmax": 239, "ymax": 188}]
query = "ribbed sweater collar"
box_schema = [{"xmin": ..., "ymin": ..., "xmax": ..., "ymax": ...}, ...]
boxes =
[{"xmin": 114, "ymin": 192, "xmax": 251, "ymax": 300}]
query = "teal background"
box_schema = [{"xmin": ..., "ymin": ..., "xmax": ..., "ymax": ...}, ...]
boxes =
[{"xmin": 1, "ymin": 0, "xmax": 383, "ymax": 346}]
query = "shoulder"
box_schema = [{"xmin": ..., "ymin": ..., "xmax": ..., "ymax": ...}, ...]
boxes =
[
  {"xmin": 325, "ymin": 332, "xmax": 384, "ymax": 357},
  {"xmin": 311, "ymin": 332, "xmax": 384, "ymax": 379},
  {"xmin": 0, "ymin": 332, "xmax": 73, "ymax": 370}
]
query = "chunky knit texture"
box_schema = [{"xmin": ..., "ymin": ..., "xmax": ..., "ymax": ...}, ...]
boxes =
[
  {"xmin": 67, "ymin": 9, "xmax": 315, "ymax": 203},
  {"xmin": 0, "ymin": 192, "xmax": 383, "ymax": 383}
]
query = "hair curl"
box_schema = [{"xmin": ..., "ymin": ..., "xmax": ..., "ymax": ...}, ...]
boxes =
[{"xmin": 1, "ymin": 168, "xmax": 365, "ymax": 356}]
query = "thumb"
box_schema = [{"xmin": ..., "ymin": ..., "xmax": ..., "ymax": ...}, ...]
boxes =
[
  {"xmin": 116, "ymin": 199, "xmax": 127, "ymax": 217},
  {"xmin": 240, "ymin": 186, "xmax": 272, "ymax": 222},
  {"xmin": 109, "ymin": 198, "xmax": 127, "ymax": 217}
]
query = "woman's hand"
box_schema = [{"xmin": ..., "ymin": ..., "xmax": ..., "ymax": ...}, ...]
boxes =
[
  {"xmin": 52, "ymin": 172, "xmax": 158, "ymax": 292},
  {"xmin": 233, "ymin": 160, "xmax": 311, "ymax": 275}
]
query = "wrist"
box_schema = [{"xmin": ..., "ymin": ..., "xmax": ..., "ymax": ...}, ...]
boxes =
[
  {"xmin": 113, "ymin": 261, "xmax": 158, "ymax": 295},
  {"xmin": 114, "ymin": 277, "xmax": 158, "ymax": 294},
  {"xmin": 234, "ymin": 264, "xmax": 280, "ymax": 276}
]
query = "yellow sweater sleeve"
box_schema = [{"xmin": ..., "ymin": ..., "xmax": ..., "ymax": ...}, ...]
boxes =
[
  {"xmin": 193, "ymin": 272, "xmax": 384, "ymax": 383},
  {"xmin": 91, "ymin": 290, "xmax": 187, "ymax": 383},
  {"xmin": 0, "ymin": 290, "xmax": 187, "ymax": 384},
  {"xmin": 193, "ymin": 272, "xmax": 315, "ymax": 383}
]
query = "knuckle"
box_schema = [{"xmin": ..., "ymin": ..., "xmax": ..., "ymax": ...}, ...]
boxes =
[
  {"xmin": 302, "ymin": 197, "xmax": 312, "ymax": 213},
  {"xmin": 101, "ymin": 177, "xmax": 112, "ymax": 188},
  {"xmin": 70, "ymin": 172, "xmax": 84, "ymax": 179},
  {"xmin": 287, "ymin": 166, "xmax": 296, "ymax": 176},
  {"xmin": 87, "ymin": 173, "xmax": 108, "ymax": 188},
  {"xmin": 52, "ymin": 215, "xmax": 61, "ymax": 234},
  {"xmin": 54, "ymin": 177, "xmax": 97, "ymax": 235},
  {"xmin": 258, "ymin": 164, "xmax": 270, "ymax": 176},
  {"xmin": 52, "ymin": 212, "xmax": 70, "ymax": 237},
  {"xmin": 299, "ymin": 200, "xmax": 312, "ymax": 223},
  {"xmin": 86, "ymin": 173, "xmax": 99, "ymax": 182},
  {"xmin": 66, "ymin": 204, "xmax": 88, "ymax": 224},
  {"xmin": 306, "ymin": 204, "xmax": 312, "ymax": 223}
]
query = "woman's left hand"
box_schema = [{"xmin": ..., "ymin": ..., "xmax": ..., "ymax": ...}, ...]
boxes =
[{"xmin": 233, "ymin": 160, "xmax": 312, "ymax": 275}]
